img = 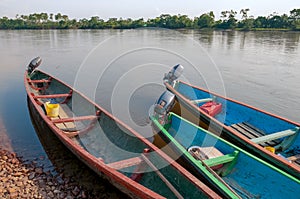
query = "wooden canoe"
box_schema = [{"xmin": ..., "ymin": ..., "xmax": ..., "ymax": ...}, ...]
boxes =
[
  {"xmin": 24, "ymin": 58, "xmax": 221, "ymax": 199},
  {"xmin": 151, "ymin": 112, "xmax": 300, "ymax": 199},
  {"xmin": 157, "ymin": 65, "xmax": 300, "ymax": 179}
]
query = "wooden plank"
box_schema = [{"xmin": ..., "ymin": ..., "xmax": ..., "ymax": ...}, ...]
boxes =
[
  {"xmin": 237, "ymin": 123, "xmax": 264, "ymax": 138},
  {"xmin": 107, "ymin": 157, "xmax": 143, "ymax": 170},
  {"xmin": 59, "ymin": 104, "xmax": 88, "ymax": 131},
  {"xmin": 238, "ymin": 123, "xmax": 279, "ymax": 146},
  {"xmin": 204, "ymin": 154, "xmax": 236, "ymax": 167},
  {"xmin": 231, "ymin": 123, "xmax": 279, "ymax": 146},
  {"xmin": 51, "ymin": 115, "xmax": 98, "ymax": 123},
  {"xmin": 231, "ymin": 124, "xmax": 257, "ymax": 139},
  {"xmin": 287, "ymin": 154, "xmax": 300, "ymax": 162},
  {"xmin": 33, "ymin": 93, "xmax": 71, "ymax": 99},
  {"xmin": 49, "ymin": 103, "xmax": 76, "ymax": 130},
  {"xmin": 191, "ymin": 98, "xmax": 212, "ymax": 105},
  {"xmin": 242, "ymin": 122, "xmax": 265, "ymax": 137},
  {"xmin": 28, "ymin": 79, "xmax": 51, "ymax": 83},
  {"xmin": 251, "ymin": 129, "xmax": 297, "ymax": 144},
  {"xmin": 59, "ymin": 104, "xmax": 74, "ymax": 117},
  {"xmin": 51, "ymin": 116, "xmax": 67, "ymax": 129}
]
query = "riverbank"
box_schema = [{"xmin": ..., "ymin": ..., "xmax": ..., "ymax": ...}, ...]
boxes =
[
  {"xmin": 0, "ymin": 147, "xmax": 125, "ymax": 199},
  {"xmin": 1, "ymin": 9, "xmax": 300, "ymax": 31}
]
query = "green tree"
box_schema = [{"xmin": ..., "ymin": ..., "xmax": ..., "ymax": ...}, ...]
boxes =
[
  {"xmin": 253, "ymin": 16, "xmax": 268, "ymax": 28},
  {"xmin": 238, "ymin": 8, "xmax": 253, "ymax": 30},
  {"xmin": 106, "ymin": 18, "xmax": 118, "ymax": 28},
  {"xmin": 196, "ymin": 11, "xmax": 215, "ymax": 28},
  {"xmin": 1, "ymin": 10, "xmax": 300, "ymax": 30},
  {"xmin": 216, "ymin": 10, "xmax": 237, "ymax": 29},
  {"xmin": 55, "ymin": 13, "xmax": 62, "ymax": 21},
  {"xmin": 268, "ymin": 14, "xmax": 290, "ymax": 28},
  {"xmin": 290, "ymin": 9, "xmax": 300, "ymax": 30},
  {"xmin": 132, "ymin": 18, "xmax": 145, "ymax": 28}
]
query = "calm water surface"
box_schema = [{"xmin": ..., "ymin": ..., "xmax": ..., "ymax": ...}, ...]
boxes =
[{"xmin": 0, "ymin": 29, "xmax": 299, "ymax": 195}]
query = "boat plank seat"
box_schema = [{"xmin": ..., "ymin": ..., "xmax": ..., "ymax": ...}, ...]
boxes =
[
  {"xmin": 49, "ymin": 103, "xmax": 100, "ymax": 138},
  {"xmin": 33, "ymin": 93, "xmax": 72, "ymax": 99},
  {"xmin": 188, "ymin": 146, "xmax": 239, "ymax": 176},
  {"xmin": 191, "ymin": 98, "xmax": 212, "ymax": 105},
  {"xmin": 251, "ymin": 128, "xmax": 298, "ymax": 144},
  {"xmin": 51, "ymin": 115, "xmax": 98, "ymax": 124},
  {"xmin": 231, "ymin": 122, "xmax": 280, "ymax": 147},
  {"xmin": 204, "ymin": 152, "xmax": 238, "ymax": 167},
  {"xmin": 28, "ymin": 79, "xmax": 52, "ymax": 83},
  {"xmin": 49, "ymin": 103, "xmax": 77, "ymax": 130},
  {"xmin": 27, "ymin": 77, "xmax": 53, "ymax": 91},
  {"xmin": 107, "ymin": 157, "xmax": 143, "ymax": 170}
]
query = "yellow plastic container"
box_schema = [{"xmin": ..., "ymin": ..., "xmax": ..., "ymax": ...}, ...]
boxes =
[
  {"xmin": 264, "ymin": 146, "xmax": 275, "ymax": 153},
  {"xmin": 45, "ymin": 102, "xmax": 60, "ymax": 117}
]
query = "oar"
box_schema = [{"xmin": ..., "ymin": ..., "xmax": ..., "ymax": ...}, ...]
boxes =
[{"xmin": 141, "ymin": 154, "xmax": 184, "ymax": 199}]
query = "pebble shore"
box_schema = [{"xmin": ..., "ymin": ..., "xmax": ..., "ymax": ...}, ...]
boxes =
[{"xmin": 0, "ymin": 148, "xmax": 124, "ymax": 199}]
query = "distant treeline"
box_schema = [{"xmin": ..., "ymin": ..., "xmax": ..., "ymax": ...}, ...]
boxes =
[{"xmin": 1, "ymin": 8, "xmax": 300, "ymax": 30}]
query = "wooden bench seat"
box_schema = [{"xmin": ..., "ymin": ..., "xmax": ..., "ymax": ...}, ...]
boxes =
[
  {"xmin": 107, "ymin": 157, "xmax": 143, "ymax": 170},
  {"xmin": 51, "ymin": 115, "xmax": 98, "ymax": 124},
  {"xmin": 33, "ymin": 93, "xmax": 72, "ymax": 99},
  {"xmin": 191, "ymin": 98, "xmax": 212, "ymax": 105},
  {"xmin": 188, "ymin": 146, "xmax": 239, "ymax": 176},
  {"xmin": 28, "ymin": 79, "xmax": 52, "ymax": 83},
  {"xmin": 50, "ymin": 104, "xmax": 77, "ymax": 130},
  {"xmin": 204, "ymin": 151, "xmax": 239, "ymax": 167},
  {"xmin": 231, "ymin": 122, "xmax": 280, "ymax": 146},
  {"xmin": 49, "ymin": 103, "xmax": 100, "ymax": 139},
  {"xmin": 251, "ymin": 128, "xmax": 297, "ymax": 144}
]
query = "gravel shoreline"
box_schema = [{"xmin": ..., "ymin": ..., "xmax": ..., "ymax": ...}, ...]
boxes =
[{"xmin": 0, "ymin": 148, "xmax": 125, "ymax": 199}]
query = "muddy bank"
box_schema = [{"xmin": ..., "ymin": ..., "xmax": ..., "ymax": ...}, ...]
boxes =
[{"xmin": 0, "ymin": 148, "xmax": 128, "ymax": 199}]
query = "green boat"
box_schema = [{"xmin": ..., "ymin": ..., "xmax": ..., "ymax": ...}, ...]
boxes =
[{"xmin": 151, "ymin": 112, "xmax": 300, "ymax": 198}]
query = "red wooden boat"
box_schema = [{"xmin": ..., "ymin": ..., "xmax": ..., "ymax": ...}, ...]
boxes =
[{"xmin": 24, "ymin": 57, "xmax": 222, "ymax": 199}]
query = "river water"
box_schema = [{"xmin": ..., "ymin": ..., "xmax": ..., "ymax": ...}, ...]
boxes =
[{"xmin": 0, "ymin": 29, "xmax": 299, "ymax": 195}]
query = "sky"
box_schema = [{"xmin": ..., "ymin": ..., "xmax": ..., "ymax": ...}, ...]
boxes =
[{"xmin": 0, "ymin": 0, "xmax": 299, "ymax": 20}]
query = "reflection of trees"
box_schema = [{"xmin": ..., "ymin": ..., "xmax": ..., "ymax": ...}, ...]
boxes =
[
  {"xmin": 192, "ymin": 30, "xmax": 299, "ymax": 53},
  {"xmin": 193, "ymin": 30, "xmax": 214, "ymax": 47},
  {"xmin": 252, "ymin": 31, "xmax": 300, "ymax": 53},
  {"xmin": 239, "ymin": 31, "xmax": 248, "ymax": 50},
  {"xmin": 283, "ymin": 32, "xmax": 300, "ymax": 53},
  {"xmin": 219, "ymin": 31, "xmax": 236, "ymax": 49}
]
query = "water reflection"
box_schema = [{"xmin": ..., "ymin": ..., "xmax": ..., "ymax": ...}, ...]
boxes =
[{"xmin": 190, "ymin": 30, "xmax": 300, "ymax": 54}]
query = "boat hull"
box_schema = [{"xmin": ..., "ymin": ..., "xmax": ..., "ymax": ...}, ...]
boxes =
[
  {"xmin": 165, "ymin": 81, "xmax": 300, "ymax": 179},
  {"xmin": 25, "ymin": 68, "xmax": 220, "ymax": 199},
  {"xmin": 151, "ymin": 113, "xmax": 300, "ymax": 199}
]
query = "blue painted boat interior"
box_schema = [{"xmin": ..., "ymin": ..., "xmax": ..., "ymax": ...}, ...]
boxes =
[
  {"xmin": 175, "ymin": 82, "xmax": 300, "ymax": 159},
  {"xmin": 167, "ymin": 113, "xmax": 300, "ymax": 199}
]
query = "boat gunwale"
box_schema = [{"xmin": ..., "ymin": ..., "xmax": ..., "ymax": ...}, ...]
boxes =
[{"xmin": 25, "ymin": 69, "xmax": 221, "ymax": 199}]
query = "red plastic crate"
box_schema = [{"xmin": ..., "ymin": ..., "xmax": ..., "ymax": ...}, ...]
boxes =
[{"xmin": 200, "ymin": 101, "xmax": 222, "ymax": 117}]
